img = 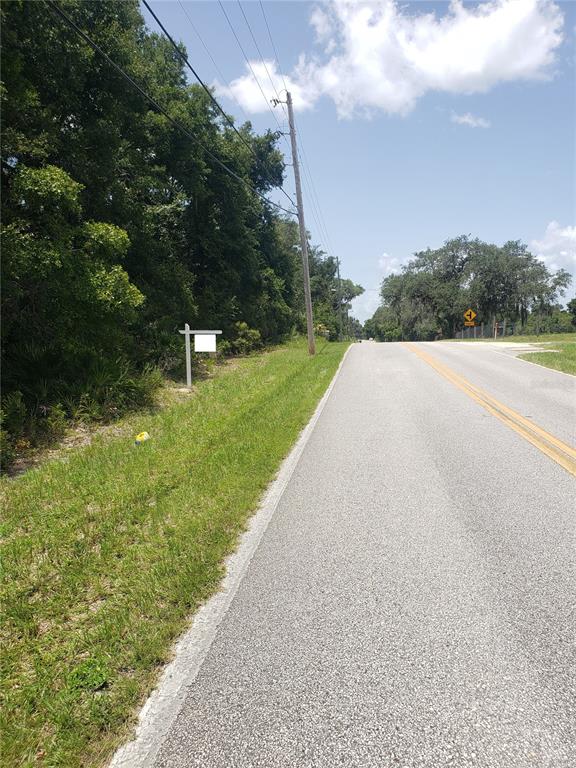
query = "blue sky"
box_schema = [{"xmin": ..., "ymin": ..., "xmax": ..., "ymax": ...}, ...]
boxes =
[{"xmin": 142, "ymin": 1, "xmax": 575, "ymax": 321}]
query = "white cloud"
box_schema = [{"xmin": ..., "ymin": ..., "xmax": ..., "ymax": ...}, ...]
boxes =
[
  {"xmin": 351, "ymin": 252, "xmax": 405, "ymax": 321},
  {"xmin": 215, "ymin": 59, "xmax": 316, "ymax": 114},
  {"xmin": 530, "ymin": 221, "xmax": 576, "ymax": 274},
  {"xmin": 351, "ymin": 290, "xmax": 381, "ymax": 322},
  {"xmin": 451, "ymin": 112, "xmax": 491, "ymax": 128},
  {"xmin": 219, "ymin": 0, "xmax": 564, "ymax": 118},
  {"xmin": 310, "ymin": 5, "xmax": 335, "ymax": 49},
  {"xmin": 378, "ymin": 252, "xmax": 404, "ymax": 276}
]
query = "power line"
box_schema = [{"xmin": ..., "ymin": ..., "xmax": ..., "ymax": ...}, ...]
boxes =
[
  {"xmin": 45, "ymin": 0, "xmax": 296, "ymax": 217},
  {"xmin": 217, "ymin": 0, "xmax": 288, "ymax": 143},
  {"xmin": 173, "ymin": 1, "xmax": 297, "ymax": 212},
  {"xmin": 228, "ymin": 0, "xmax": 346, "ymax": 317},
  {"xmin": 259, "ymin": 0, "xmax": 289, "ymax": 94},
  {"xmin": 299, "ymin": 153, "xmax": 329, "ymax": 243},
  {"xmin": 176, "ymin": 0, "xmax": 251, "ymax": 125},
  {"xmin": 257, "ymin": 0, "xmax": 338, "ymax": 267},
  {"xmin": 297, "ymin": 133, "xmax": 342, "ymax": 274},
  {"xmin": 300, "ymin": 145, "xmax": 335, "ymax": 253},
  {"xmin": 142, "ymin": 0, "xmax": 295, "ymax": 208},
  {"xmin": 236, "ymin": 1, "xmax": 288, "ymax": 122},
  {"xmin": 297, "ymin": 160, "xmax": 329, "ymax": 256}
]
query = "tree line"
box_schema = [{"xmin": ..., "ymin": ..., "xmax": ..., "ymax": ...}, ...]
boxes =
[
  {"xmin": 364, "ymin": 236, "xmax": 573, "ymax": 342},
  {"xmin": 0, "ymin": 0, "xmax": 362, "ymax": 463}
]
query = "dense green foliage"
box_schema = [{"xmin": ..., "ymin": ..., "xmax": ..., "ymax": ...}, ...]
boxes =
[
  {"xmin": 365, "ymin": 236, "xmax": 572, "ymax": 341},
  {"xmin": 0, "ymin": 0, "xmax": 359, "ymax": 463},
  {"xmin": 567, "ymin": 298, "xmax": 576, "ymax": 326}
]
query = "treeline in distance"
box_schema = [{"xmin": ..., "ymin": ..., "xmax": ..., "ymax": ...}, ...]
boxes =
[{"xmin": 364, "ymin": 236, "xmax": 573, "ymax": 341}]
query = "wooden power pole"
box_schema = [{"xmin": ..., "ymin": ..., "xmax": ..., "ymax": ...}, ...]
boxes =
[
  {"xmin": 285, "ymin": 91, "xmax": 315, "ymax": 356},
  {"xmin": 336, "ymin": 256, "xmax": 344, "ymax": 341}
]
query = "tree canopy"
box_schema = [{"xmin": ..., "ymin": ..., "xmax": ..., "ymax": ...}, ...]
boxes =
[
  {"xmin": 365, "ymin": 236, "xmax": 571, "ymax": 341},
  {"xmin": 1, "ymin": 0, "xmax": 360, "ymax": 459}
]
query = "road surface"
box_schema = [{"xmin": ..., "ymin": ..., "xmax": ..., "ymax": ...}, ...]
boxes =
[{"xmin": 137, "ymin": 342, "xmax": 576, "ymax": 767}]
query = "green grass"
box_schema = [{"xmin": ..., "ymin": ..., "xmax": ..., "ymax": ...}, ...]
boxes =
[
  {"xmin": 501, "ymin": 333, "xmax": 576, "ymax": 343},
  {"xmin": 446, "ymin": 332, "xmax": 576, "ymax": 344},
  {"xmin": 440, "ymin": 332, "xmax": 576, "ymax": 374},
  {"xmin": 1, "ymin": 339, "xmax": 348, "ymax": 768},
  {"xmin": 518, "ymin": 341, "xmax": 576, "ymax": 375}
]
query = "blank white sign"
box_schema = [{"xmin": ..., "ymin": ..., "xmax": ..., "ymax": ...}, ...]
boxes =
[{"xmin": 194, "ymin": 334, "xmax": 217, "ymax": 352}]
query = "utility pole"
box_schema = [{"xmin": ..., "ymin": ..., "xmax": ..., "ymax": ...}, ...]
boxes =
[
  {"xmin": 284, "ymin": 91, "xmax": 315, "ymax": 355},
  {"xmin": 336, "ymin": 257, "xmax": 344, "ymax": 341}
]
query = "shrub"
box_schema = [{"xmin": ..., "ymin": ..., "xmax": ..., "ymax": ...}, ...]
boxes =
[
  {"xmin": 0, "ymin": 430, "xmax": 15, "ymax": 470},
  {"xmin": 1, "ymin": 391, "xmax": 27, "ymax": 439},
  {"xmin": 42, "ymin": 403, "xmax": 68, "ymax": 440},
  {"xmin": 231, "ymin": 322, "xmax": 261, "ymax": 356},
  {"xmin": 0, "ymin": 362, "xmax": 163, "ymax": 469}
]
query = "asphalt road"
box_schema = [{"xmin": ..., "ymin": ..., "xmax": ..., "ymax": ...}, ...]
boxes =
[{"xmin": 153, "ymin": 341, "xmax": 576, "ymax": 768}]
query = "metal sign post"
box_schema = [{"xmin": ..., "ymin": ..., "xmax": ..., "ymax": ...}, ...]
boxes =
[
  {"xmin": 178, "ymin": 326, "xmax": 222, "ymax": 388},
  {"xmin": 463, "ymin": 308, "xmax": 477, "ymax": 336}
]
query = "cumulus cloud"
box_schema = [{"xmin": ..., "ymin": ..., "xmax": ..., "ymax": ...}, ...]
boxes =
[
  {"xmin": 451, "ymin": 112, "xmax": 491, "ymax": 128},
  {"xmin": 530, "ymin": 221, "xmax": 576, "ymax": 274},
  {"xmin": 352, "ymin": 252, "xmax": 405, "ymax": 321},
  {"xmin": 378, "ymin": 252, "xmax": 404, "ymax": 276},
  {"xmin": 351, "ymin": 290, "xmax": 381, "ymax": 322},
  {"xmin": 218, "ymin": 0, "xmax": 564, "ymax": 118},
  {"xmin": 215, "ymin": 58, "xmax": 317, "ymax": 114}
]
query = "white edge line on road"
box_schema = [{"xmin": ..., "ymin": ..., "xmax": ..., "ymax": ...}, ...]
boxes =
[
  {"xmin": 109, "ymin": 343, "xmax": 354, "ymax": 768},
  {"xmin": 438, "ymin": 341, "xmax": 575, "ymax": 380},
  {"xmin": 490, "ymin": 348, "xmax": 576, "ymax": 379}
]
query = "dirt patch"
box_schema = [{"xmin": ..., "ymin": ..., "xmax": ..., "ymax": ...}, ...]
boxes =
[{"xmin": 3, "ymin": 357, "xmax": 244, "ymax": 480}]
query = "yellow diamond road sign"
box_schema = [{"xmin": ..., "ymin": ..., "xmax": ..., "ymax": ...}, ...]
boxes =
[{"xmin": 464, "ymin": 309, "xmax": 477, "ymax": 322}]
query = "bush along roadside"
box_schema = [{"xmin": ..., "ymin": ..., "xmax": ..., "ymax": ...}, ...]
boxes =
[
  {"xmin": 1, "ymin": 338, "xmax": 348, "ymax": 768},
  {"xmin": 0, "ymin": 360, "xmax": 164, "ymax": 472}
]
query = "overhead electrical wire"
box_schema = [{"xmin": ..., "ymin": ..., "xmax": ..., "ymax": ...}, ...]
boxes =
[
  {"xmin": 44, "ymin": 0, "xmax": 296, "ymax": 217},
  {"xmin": 142, "ymin": 0, "xmax": 295, "ymax": 208},
  {"xmin": 300, "ymin": 146, "xmax": 336, "ymax": 253},
  {"xmin": 236, "ymin": 0, "xmax": 338, "ymax": 318},
  {"xmin": 259, "ymin": 0, "xmax": 289, "ymax": 95},
  {"xmin": 236, "ymin": 0, "xmax": 288, "ymax": 123},
  {"xmin": 176, "ymin": 0, "xmax": 251, "ymax": 125},
  {"xmin": 257, "ymin": 0, "xmax": 339, "ymax": 263},
  {"xmin": 198, "ymin": 2, "xmax": 352, "ymax": 322},
  {"xmin": 217, "ymin": 0, "xmax": 288, "ymax": 144}
]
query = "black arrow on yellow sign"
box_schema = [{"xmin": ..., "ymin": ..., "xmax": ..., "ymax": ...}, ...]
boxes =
[{"xmin": 464, "ymin": 309, "xmax": 477, "ymax": 322}]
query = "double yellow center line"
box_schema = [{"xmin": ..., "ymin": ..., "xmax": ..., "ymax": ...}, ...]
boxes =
[{"xmin": 404, "ymin": 343, "xmax": 576, "ymax": 477}]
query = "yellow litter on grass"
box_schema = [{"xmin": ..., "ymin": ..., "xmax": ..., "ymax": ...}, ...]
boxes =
[{"xmin": 134, "ymin": 431, "xmax": 150, "ymax": 445}]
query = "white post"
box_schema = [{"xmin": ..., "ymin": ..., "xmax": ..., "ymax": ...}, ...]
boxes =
[
  {"xmin": 179, "ymin": 327, "xmax": 222, "ymax": 388},
  {"xmin": 184, "ymin": 323, "xmax": 192, "ymax": 388}
]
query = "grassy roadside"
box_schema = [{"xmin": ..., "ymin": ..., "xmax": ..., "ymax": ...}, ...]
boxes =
[
  {"xmin": 444, "ymin": 332, "xmax": 576, "ymax": 343},
  {"xmin": 1, "ymin": 339, "xmax": 348, "ymax": 768},
  {"xmin": 518, "ymin": 342, "xmax": 576, "ymax": 375},
  {"xmin": 442, "ymin": 333, "xmax": 576, "ymax": 375}
]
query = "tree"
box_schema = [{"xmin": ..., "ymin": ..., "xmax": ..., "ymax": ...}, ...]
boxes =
[
  {"xmin": 1, "ymin": 0, "xmax": 295, "ymax": 349},
  {"xmin": 368, "ymin": 236, "xmax": 572, "ymax": 341},
  {"xmin": 1, "ymin": 0, "xmax": 362, "ymax": 460},
  {"xmin": 2, "ymin": 165, "xmax": 143, "ymax": 403},
  {"xmin": 567, "ymin": 298, "xmax": 576, "ymax": 326}
]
